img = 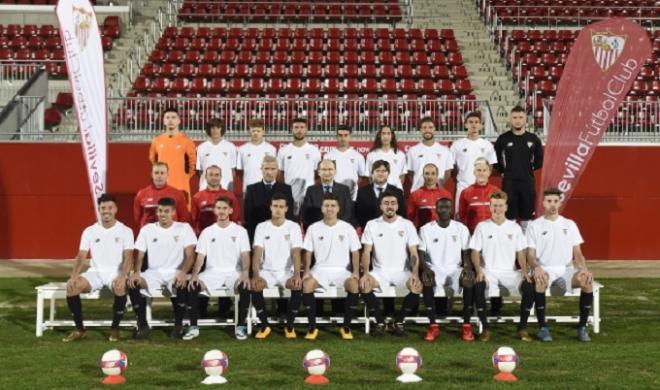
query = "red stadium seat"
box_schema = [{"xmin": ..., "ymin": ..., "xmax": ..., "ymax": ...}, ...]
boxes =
[
  {"xmin": 271, "ymin": 64, "xmax": 287, "ymax": 78},
  {"xmin": 179, "ymin": 63, "xmax": 196, "ymax": 78},
  {"xmin": 215, "ymin": 64, "xmax": 231, "ymax": 78},
  {"xmin": 189, "ymin": 78, "xmax": 206, "ymax": 94},
  {"xmin": 344, "ymin": 64, "xmax": 359, "ymax": 79},
  {"xmin": 455, "ymin": 79, "xmax": 473, "ymax": 95},
  {"xmin": 344, "ymin": 78, "xmax": 360, "ymax": 94},
  {"xmin": 234, "ymin": 64, "xmax": 250, "ymax": 78},
  {"xmin": 252, "ymin": 64, "xmax": 267, "ymax": 78},
  {"xmin": 209, "ymin": 78, "xmax": 226, "ymax": 93},
  {"xmin": 247, "ymin": 79, "xmax": 264, "ymax": 94},
  {"xmin": 400, "ymin": 78, "xmax": 417, "ymax": 95},
  {"xmin": 306, "ymin": 78, "xmax": 323, "ymax": 94},
  {"xmin": 227, "ymin": 78, "xmax": 244, "ymax": 93},
  {"xmin": 437, "ymin": 79, "xmax": 454, "ymax": 94},
  {"xmin": 160, "ymin": 63, "xmax": 178, "ymax": 78},
  {"xmin": 198, "ymin": 63, "xmax": 215, "ymax": 78}
]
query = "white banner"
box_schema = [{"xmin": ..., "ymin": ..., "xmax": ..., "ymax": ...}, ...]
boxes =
[{"xmin": 56, "ymin": 0, "xmax": 108, "ymax": 221}]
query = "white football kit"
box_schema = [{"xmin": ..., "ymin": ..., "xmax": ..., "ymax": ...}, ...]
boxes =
[
  {"xmin": 254, "ymin": 219, "xmax": 304, "ymax": 287},
  {"xmin": 79, "ymin": 221, "xmax": 134, "ymax": 292},
  {"xmin": 237, "ymin": 141, "xmax": 277, "ymax": 192},
  {"xmin": 418, "ymin": 220, "xmax": 470, "ymax": 293},
  {"xmin": 196, "ymin": 139, "xmax": 238, "ymax": 191},
  {"xmin": 277, "ymin": 142, "xmax": 321, "ymax": 216},
  {"xmin": 406, "ymin": 142, "xmax": 454, "ymax": 192},
  {"xmin": 196, "ymin": 222, "xmax": 250, "ymax": 294}
]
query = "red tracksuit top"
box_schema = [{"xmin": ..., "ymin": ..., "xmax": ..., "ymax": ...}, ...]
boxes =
[
  {"xmin": 459, "ymin": 183, "xmax": 500, "ymax": 233},
  {"xmin": 133, "ymin": 184, "xmax": 192, "ymax": 228},
  {"xmin": 407, "ymin": 186, "xmax": 453, "ymax": 229},
  {"xmin": 191, "ymin": 188, "xmax": 241, "ymax": 235}
]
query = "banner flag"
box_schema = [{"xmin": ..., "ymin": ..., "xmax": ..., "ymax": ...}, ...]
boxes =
[
  {"xmin": 56, "ymin": 0, "xmax": 108, "ymax": 221},
  {"xmin": 539, "ymin": 18, "xmax": 651, "ymax": 213}
]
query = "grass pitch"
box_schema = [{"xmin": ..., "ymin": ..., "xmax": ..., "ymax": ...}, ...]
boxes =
[{"xmin": 1, "ymin": 278, "xmax": 659, "ymax": 389}]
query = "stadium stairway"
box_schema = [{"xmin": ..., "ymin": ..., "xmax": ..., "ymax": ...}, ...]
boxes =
[{"xmin": 412, "ymin": 0, "xmax": 519, "ymax": 130}]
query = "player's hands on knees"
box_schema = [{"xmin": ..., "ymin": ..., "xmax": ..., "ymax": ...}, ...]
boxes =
[
  {"xmin": 174, "ymin": 271, "xmax": 187, "ymax": 288},
  {"xmin": 533, "ymin": 267, "xmax": 548, "ymax": 285},
  {"xmin": 291, "ymin": 274, "xmax": 302, "ymax": 290},
  {"xmin": 188, "ymin": 274, "xmax": 200, "ymax": 290},
  {"xmin": 578, "ymin": 269, "xmax": 593, "ymax": 285},
  {"xmin": 350, "ymin": 272, "xmax": 360, "ymax": 281},
  {"xmin": 112, "ymin": 274, "xmax": 128, "ymax": 291},
  {"xmin": 128, "ymin": 273, "xmax": 141, "ymax": 288},
  {"xmin": 475, "ymin": 269, "xmax": 486, "ymax": 282},
  {"xmin": 409, "ymin": 275, "xmax": 422, "ymax": 291},
  {"xmin": 238, "ymin": 272, "xmax": 251, "ymax": 290},
  {"xmin": 302, "ymin": 272, "xmax": 312, "ymax": 281},
  {"xmin": 359, "ymin": 274, "xmax": 370, "ymax": 291}
]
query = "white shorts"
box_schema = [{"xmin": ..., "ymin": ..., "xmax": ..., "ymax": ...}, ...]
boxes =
[
  {"xmin": 141, "ymin": 269, "xmax": 178, "ymax": 297},
  {"xmin": 484, "ymin": 269, "xmax": 522, "ymax": 296},
  {"xmin": 80, "ymin": 269, "xmax": 118, "ymax": 293},
  {"xmin": 198, "ymin": 270, "xmax": 240, "ymax": 295},
  {"xmin": 311, "ymin": 267, "xmax": 351, "ymax": 292},
  {"xmin": 430, "ymin": 267, "xmax": 462, "ymax": 295},
  {"xmin": 261, "ymin": 269, "xmax": 294, "ymax": 288},
  {"xmin": 370, "ymin": 269, "xmax": 411, "ymax": 292},
  {"xmin": 545, "ymin": 266, "xmax": 576, "ymax": 294}
]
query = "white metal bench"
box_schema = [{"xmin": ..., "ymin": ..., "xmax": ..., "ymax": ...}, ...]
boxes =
[
  {"xmin": 367, "ymin": 282, "xmax": 603, "ymax": 334},
  {"xmin": 35, "ymin": 281, "xmax": 602, "ymax": 336},
  {"xmin": 35, "ymin": 282, "xmax": 238, "ymax": 337}
]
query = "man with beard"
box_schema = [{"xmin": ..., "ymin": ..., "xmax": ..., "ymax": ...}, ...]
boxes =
[{"xmin": 406, "ymin": 117, "xmax": 454, "ymax": 193}]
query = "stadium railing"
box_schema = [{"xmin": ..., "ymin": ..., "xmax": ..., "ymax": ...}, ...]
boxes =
[
  {"xmin": 108, "ymin": 96, "xmax": 498, "ymax": 140},
  {"xmin": 35, "ymin": 281, "xmax": 603, "ymax": 337}
]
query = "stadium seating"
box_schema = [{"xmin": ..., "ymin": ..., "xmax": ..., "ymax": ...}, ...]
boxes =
[
  {"xmin": 132, "ymin": 27, "xmax": 468, "ymax": 99},
  {"xmin": 177, "ymin": 0, "xmax": 403, "ymax": 23},
  {"xmin": 117, "ymin": 27, "xmax": 479, "ymax": 130},
  {"xmin": 0, "ymin": 20, "xmax": 121, "ymax": 79},
  {"xmin": 481, "ymin": 0, "xmax": 658, "ymax": 25},
  {"xmin": 498, "ymin": 28, "xmax": 660, "ymax": 128}
]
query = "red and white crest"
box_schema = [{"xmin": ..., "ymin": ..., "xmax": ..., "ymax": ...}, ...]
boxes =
[
  {"xmin": 591, "ymin": 31, "xmax": 626, "ymax": 72},
  {"xmin": 231, "ymin": 236, "xmax": 236, "ymax": 242},
  {"xmin": 72, "ymin": 5, "xmax": 93, "ymax": 51},
  {"xmin": 398, "ymin": 230, "xmax": 405, "ymax": 237}
]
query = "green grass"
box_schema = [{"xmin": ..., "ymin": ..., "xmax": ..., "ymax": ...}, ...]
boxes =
[{"xmin": 1, "ymin": 278, "xmax": 659, "ymax": 389}]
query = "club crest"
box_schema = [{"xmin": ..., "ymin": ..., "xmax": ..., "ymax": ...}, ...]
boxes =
[
  {"xmin": 305, "ymin": 154, "xmax": 310, "ymax": 160},
  {"xmin": 563, "ymin": 228, "xmax": 568, "ymax": 235},
  {"xmin": 507, "ymin": 234, "xmax": 513, "ymax": 240},
  {"xmin": 173, "ymin": 235, "xmax": 179, "ymax": 242},
  {"xmin": 284, "ymin": 234, "xmax": 290, "ymax": 241},
  {"xmin": 338, "ymin": 235, "xmax": 344, "ymax": 241},
  {"xmin": 398, "ymin": 230, "xmax": 405, "ymax": 237},
  {"xmin": 591, "ymin": 31, "xmax": 626, "ymax": 72},
  {"xmin": 72, "ymin": 5, "xmax": 93, "ymax": 51},
  {"xmin": 452, "ymin": 235, "xmax": 457, "ymax": 242},
  {"xmin": 231, "ymin": 236, "xmax": 236, "ymax": 242}
]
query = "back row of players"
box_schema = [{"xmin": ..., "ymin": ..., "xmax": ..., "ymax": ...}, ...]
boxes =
[{"xmin": 62, "ymin": 107, "xmax": 593, "ymax": 344}]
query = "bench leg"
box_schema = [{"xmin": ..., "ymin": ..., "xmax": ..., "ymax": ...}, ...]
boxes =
[
  {"xmin": 593, "ymin": 287, "xmax": 600, "ymax": 334},
  {"xmin": 364, "ymin": 306, "xmax": 370, "ymax": 334},
  {"xmin": 247, "ymin": 306, "xmax": 254, "ymax": 335},
  {"xmin": 146, "ymin": 298, "xmax": 152, "ymax": 324},
  {"xmin": 49, "ymin": 297, "xmax": 56, "ymax": 322},
  {"xmin": 233, "ymin": 296, "xmax": 238, "ymax": 332},
  {"xmin": 36, "ymin": 291, "xmax": 44, "ymax": 337}
]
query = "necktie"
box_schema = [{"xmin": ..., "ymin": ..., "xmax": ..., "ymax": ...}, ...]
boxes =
[
  {"xmin": 324, "ymin": 185, "xmax": 331, "ymax": 194},
  {"xmin": 265, "ymin": 183, "xmax": 273, "ymax": 191},
  {"xmin": 377, "ymin": 187, "xmax": 383, "ymax": 197}
]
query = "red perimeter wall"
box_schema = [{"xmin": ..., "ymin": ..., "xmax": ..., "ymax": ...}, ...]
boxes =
[{"xmin": 0, "ymin": 142, "xmax": 658, "ymax": 260}]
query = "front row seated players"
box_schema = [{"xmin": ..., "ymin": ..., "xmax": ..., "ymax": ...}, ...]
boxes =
[
  {"xmin": 418, "ymin": 197, "xmax": 474, "ymax": 341},
  {"xmin": 249, "ymin": 193, "xmax": 305, "ymax": 339},
  {"xmin": 360, "ymin": 191, "xmax": 423, "ymax": 336},
  {"xmin": 128, "ymin": 197, "xmax": 197, "ymax": 339},
  {"xmin": 186, "ymin": 196, "xmax": 252, "ymax": 340},
  {"xmin": 299, "ymin": 193, "xmax": 362, "ymax": 340}
]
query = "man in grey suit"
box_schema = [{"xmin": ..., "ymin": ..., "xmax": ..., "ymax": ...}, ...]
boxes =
[
  {"xmin": 244, "ymin": 155, "xmax": 295, "ymax": 243},
  {"xmin": 301, "ymin": 159, "xmax": 354, "ymax": 231}
]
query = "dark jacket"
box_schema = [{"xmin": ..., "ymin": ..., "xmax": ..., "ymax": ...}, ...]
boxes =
[
  {"xmin": 355, "ymin": 184, "xmax": 406, "ymax": 229},
  {"xmin": 301, "ymin": 182, "xmax": 354, "ymax": 230},
  {"xmin": 243, "ymin": 181, "xmax": 295, "ymax": 243}
]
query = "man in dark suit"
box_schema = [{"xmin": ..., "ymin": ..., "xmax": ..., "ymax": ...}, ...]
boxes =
[
  {"xmin": 356, "ymin": 159, "xmax": 406, "ymax": 230},
  {"xmin": 300, "ymin": 159, "xmax": 354, "ymax": 230},
  {"xmin": 244, "ymin": 155, "xmax": 295, "ymax": 243}
]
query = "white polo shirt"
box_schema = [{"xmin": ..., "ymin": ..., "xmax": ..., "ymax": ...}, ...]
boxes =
[
  {"xmin": 237, "ymin": 141, "xmax": 277, "ymax": 192},
  {"xmin": 406, "ymin": 142, "xmax": 454, "ymax": 192},
  {"xmin": 469, "ymin": 219, "xmax": 526, "ymax": 272},
  {"xmin": 324, "ymin": 147, "xmax": 366, "ymax": 201},
  {"xmin": 196, "ymin": 139, "xmax": 238, "ymax": 191},
  {"xmin": 79, "ymin": 221, "xmax": 134, "ymax": 272},
  {"xmin": 277, "ymin": 142, "xmax": 322, "ymax": 214},
  {"xmin": 253, "ymin": 219, "xmax": 303, "ymax": 272},
  {"xmin": 196, "ymin": 222, "xmax": 251, "ymax": 273},
  {"xmin": 303, "ymin": 219, "xmax": 361, "ymax": 269},
  {"xmin": 135, "ymin": 222, "xmax": 197, "ymax": 271},
  {"xmin": 362, "ymin": 216, "xmax": 419, "ymax": 272},
  {"xmin": 526, "ymin": 216, "xmax": 583, "ymax": 269},
  {"xmin": 450, "ymin": 137, "xmax": 497, "ymax": 188},
  {"xmin": 365, "ymin": 148, "xmax": 407, "ymax": 189},
  {"xmin": 418, "ymin": 220, "xmax": 470, "ymax": 271}
]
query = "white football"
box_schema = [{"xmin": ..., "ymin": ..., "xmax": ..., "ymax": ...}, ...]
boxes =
[
  {"xmin": 202, "ymin": 349, "xmax": 228, "ymax": 376},
  {"xmin": 100, "ymin": 349, "xmax": 127, "ymax": 376},
  {"xmin": 303, "ymin": 349, "xmax": 330, "ymax": 376},
  {"xmin": 492, "ymin": 346, "xmax": 518, "ymax": 373},
  {"xmin": 396, "ymin": 347, "xmax": 422, "ymax": 375}
]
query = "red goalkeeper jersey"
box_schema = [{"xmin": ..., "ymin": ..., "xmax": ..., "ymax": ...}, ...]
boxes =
[
  {"xmin": 133, "ymin": 184, "xmax": 192, "ymax": 228},
  {"xmin": 407, "ymin": 186, "xmax": 453, "ymax": 228},
  {"xmin": 191, "ymin": 188, "xmax": 241, "ymax": 235},
  {"xmin": 459, "ymin": 183, "xmax": 500, "ymax": 233}
]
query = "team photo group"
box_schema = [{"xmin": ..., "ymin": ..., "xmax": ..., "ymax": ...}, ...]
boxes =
[{"xmin": 62, "ymin": 105, "xmax": 595, "ymax": 345}]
